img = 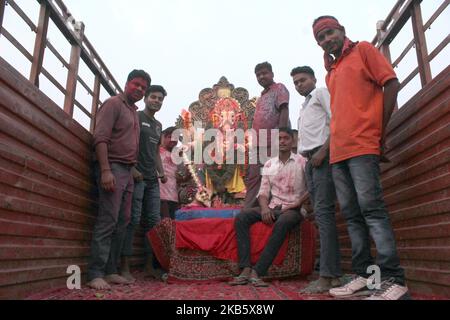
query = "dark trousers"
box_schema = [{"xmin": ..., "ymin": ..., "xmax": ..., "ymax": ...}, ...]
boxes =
[
  {"xmin": 305, "ymin": 156, "xmax": 342, "ymax": 278},
  {"xmin": 332, "ymin": 155, "xmax": 405, "ymax": 285},
  {"xmin": 235, "ymin": 207, "xmax": 302, "ymax": 277},
  {"xmin": 160, "ymin": 200, "xmax": 178, "ymax": 219},
  {"xmin": 243, "ymin": 164, "xmax": 263, "ymax": 209},
  {"xmin": 87, "ymin": 163, "xmax": 134, "ymax": 281}
]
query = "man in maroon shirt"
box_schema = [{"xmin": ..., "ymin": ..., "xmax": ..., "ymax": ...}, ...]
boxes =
[
  {"xmin": 244, "ymin": 62, "xmax": 290, "ymax": 209},
  {"xmin": 87, "ymin": 69, "xmax": 151, "ymax": 290}
]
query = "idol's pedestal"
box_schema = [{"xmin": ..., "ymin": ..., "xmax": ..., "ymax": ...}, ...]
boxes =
[{"xmin": 148, "ymin": 207, "xmax": 317, "ymax": 282}]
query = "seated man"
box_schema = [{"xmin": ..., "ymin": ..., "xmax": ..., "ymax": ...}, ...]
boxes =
[{"xmin": 229, "ymin": 127, "xmax": 308, "ymax": 287}]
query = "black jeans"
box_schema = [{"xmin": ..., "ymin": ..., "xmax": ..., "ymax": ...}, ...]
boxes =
[
  {"xmin": 234, "ymin": 207, "xmax": 302, "ymax": 277},
  {"xmin": 332, "ymin": 155, "xmax": 405, "ymax": 285},
  {"xmin": 305, "ymin": 156, "xmax": 342, "ymax": 278}
]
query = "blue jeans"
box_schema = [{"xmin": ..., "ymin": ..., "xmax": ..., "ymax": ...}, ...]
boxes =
[
  {"xmin": 332, "ymin": 155, "xmax": 405, "ymax": 285},
  {"xmin": 87, "ymin": 163, "xmax": 134, "ymax": 281},
  {"xmin": 122, "ymin": 179, "xmax": 161, "ymax": 257},
  {"xmin": 305, "ymin": 156, "xmax": 342, "ymax": 278}
]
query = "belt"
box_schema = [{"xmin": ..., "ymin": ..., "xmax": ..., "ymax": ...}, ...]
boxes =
[{"xmin": 301, "ymin": 146, "xmax": 322, "ymax": 160}]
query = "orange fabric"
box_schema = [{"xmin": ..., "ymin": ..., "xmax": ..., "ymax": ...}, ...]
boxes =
[{"xmin": 326, "ymin": 41, "xmax": 397, "ymax": 164}]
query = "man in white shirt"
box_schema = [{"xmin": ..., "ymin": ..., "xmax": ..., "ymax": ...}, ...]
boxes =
[
  {"xmin": 229, "ymin": 128, "xmax": 308, "ymax": 287},
  {"xmin": 291, "ymin": 66, "xmax": 342, "ymax": 293}
]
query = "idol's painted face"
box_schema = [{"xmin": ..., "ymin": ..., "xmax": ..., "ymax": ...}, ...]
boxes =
[
  {"xmin": 316, "ymin": 28, "xmax": 346, "ymax": 57},
  {"xmin": 124, "ymin": 77, "xmax": 148, "ymax": 104}
]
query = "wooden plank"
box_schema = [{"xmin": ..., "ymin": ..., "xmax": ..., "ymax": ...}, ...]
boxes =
[
  {"xmin": 0, "ymin": 28, "xmax": 33, "ymax": 61},
  {"xmin": 410, "ymin": 0, "xmax": 432, "ymax": 86},
  {"xmin": 382, "ymin": 148, "xmax": 450, "ymax": 191},
  {"xmin": 386, "ymin": 65, "xmax": 449, "ymax": 135},
  {"xmin": 0, "ymin": 183, "xmax": 92, "ymax": 216},
  {"xmin": 0, "ymin": 84, "xmax": 92, "ymax": 162},
  {"xmin": 390, "ymin": 197, "xmax": 450, "ymax": 222},
  {"xmin": 372, "ymin": 0, "xmax": 406, "ymax": 45},
  {"xmin": 0, "ymin": 0, "xmax": 5, "ymax": 36},
  {"xmin": 90, "ymin": 75, "xmax": 101, "ymax": 133},
  {"xmin": 404, "ymin": 267, "xmax": 450, "ymax": 288},
  {"xmin": 0, "ymin": 169, "xmax": 96, "ymax": 210},
  {"xmin": 0, "ymin": 264, "xmax": 88, "ymax": 287},
  {"xmin": 63, "ymin": 23, "xmax": 84, "ymax": 117},
  {"xmin": 0, "ymin": 234, "xmax": 90, "ymax": 248},
  {"xmin": 29, "ymin": 2, "xmax": 50, "ymax": 87},
  {"xmin": 384, "ymin": 167, "xmax": 450, "ymax": 205},
  {"xmin": 385, "ymin": 123, "xmax": 450, "ymax": 173},
  {"xmin": 377, "ymin": 0, "xmax": 416, "ymax": 46},
  {"xmin": 392, "ymin": 213, "xmax": 450, "ymax": 231},
  {"xmin": 0, "ymin": 195, "xmax": 95, "ymax": 226},
  {"xmin": 385, "ymin": 94, "xmax": 449, "ymax": 155},
  {"xmin": 0, "ymin": 57, "xmax": 92, "ymax": 144},
  {"xmin": 428, "ymin": 34, "xmax": 450, "ymax": 63},
  {"xmin": 37, "ymin": 0, "xmax": 121, "ymax": 97},
  {"xmin": 391, "ymin": 0, "xmax": 448, "ymax": 68},
  {"xmin": 5, "ymin": 0, "xmax": 37, "ymax": 32},
  {"xmin": 385, "ymin": 172, "xmax": 450, "ymax": 209},
  {"xmin": 0, "ymin": 203, "xmax": 93, "ymax": 229},
  {"xmin": 394, "ymin": 222, "xmax": 450, "ymax": 241},
  {"xmin": 0, "ymin": 277, "xmax": 70, "ymax": 300},
  {"xmin": 0, "ymin": 245, "xmax": 90, "ymax": 261},
  {"xmin": 0, "ymin": 142, "xmax": 93, "ymax": 194},
  {"xmin": 339, "ymin": 247, "xmax": 450, "ymax": 262},
  {"xmin": 0, "ymin": 218, "xmax": 91, "ymax": 241},
  {"xmin": 0, "ymin": 113, "xmax": 91, "ymax": 176}
]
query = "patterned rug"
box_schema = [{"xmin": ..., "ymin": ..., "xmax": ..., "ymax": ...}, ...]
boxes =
[
  {"xmin": 25, "ymin": 271, "xmax": 445, "ymax": 300},
  {"xmin": 149, "ymin": 218, "xmax": 317, "ymax": 282}
]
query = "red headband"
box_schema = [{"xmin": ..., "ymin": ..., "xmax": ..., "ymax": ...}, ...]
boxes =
[{"xmin": 313, "ymin": 18, "xmax": 344, "ymax": 40}]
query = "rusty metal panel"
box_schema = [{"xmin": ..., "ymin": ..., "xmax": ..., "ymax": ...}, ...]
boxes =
[
  {"xmin": 335, "ymin": 66, "xmax": 450, "ymax": 297},
  {"xmin": 0, "ymin": 57, "xmax": 144, "ymax": 299}
]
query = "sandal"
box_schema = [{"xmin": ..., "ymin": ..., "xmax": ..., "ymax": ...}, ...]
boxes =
[
  {"xmin": 249, "ymin": 277, "xmax": 269, "ymax": 287},
  {"xmin": 228, "ymin": 274, "xmax": 249, "ymax": 286}
]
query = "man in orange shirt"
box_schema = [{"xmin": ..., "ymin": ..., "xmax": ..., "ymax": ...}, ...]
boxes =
[{"xmin": 313, "ymin": 16, "xmax": 410, "ymax": 300}]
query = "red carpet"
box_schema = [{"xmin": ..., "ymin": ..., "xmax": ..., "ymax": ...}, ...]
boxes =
[{"xmin": 25, "ymin": 271, "xmax": 445, "ymax": 300}]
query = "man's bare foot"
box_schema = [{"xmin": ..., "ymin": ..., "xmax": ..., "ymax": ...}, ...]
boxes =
[
  {"xmin": 86, "ymin": 278, "xmax": 111, "ymax": 290},
  {"xmin": 120, "ymin": 271, "xmax": 136, "ymax": 283},
  {"xmin": 105, "ymin": 274, "xmax": 133, "ymax": 284}
]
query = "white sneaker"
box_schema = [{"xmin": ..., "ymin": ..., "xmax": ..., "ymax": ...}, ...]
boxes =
[
  {"xmin": 329, "ymin": 276, "xmax": 369, "ymax": 297},
  {"xmin": 365, "ymin": 279, "xmax": 411, "ymax": 300}
]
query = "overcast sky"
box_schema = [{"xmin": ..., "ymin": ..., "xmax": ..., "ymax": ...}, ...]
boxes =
[{"xmin": 1, "ymin": 1, "xmax": 448, "ymax": 130}]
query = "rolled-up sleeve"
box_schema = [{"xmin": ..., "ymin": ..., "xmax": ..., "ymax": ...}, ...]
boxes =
[
  {"xmin": 275, "ymin": 84, "xmax": 290, "ymax": 110},
  {"xmin": 317, "ymin": 88, "xmax": 331, "ymax": 119},
  {"xmin": 93, "ymin": 99, "xmax": 117, "ymax": 147}
]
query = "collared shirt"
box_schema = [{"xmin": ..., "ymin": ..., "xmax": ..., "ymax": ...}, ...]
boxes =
[
  {"xmin": 252, "ymin": 82, "xmax": 290, "ymax": 147},
  {"xmin": 326, "ymin": 41, "xmax": 397, "ymax": 164},
  {"xmin": 257, "ymin": 153, "xmax": 307, "ymax": 210},
  {"xmin": 159, "ymin": 147, "xmax": 178, "ymax": 202},
  {"xmin": 297, "ymin": 87, "xmax": 331, "ymax": 153},
  {"xmin": 93, "ymin": 94, "xmax": 139, "ymax": 165}
]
